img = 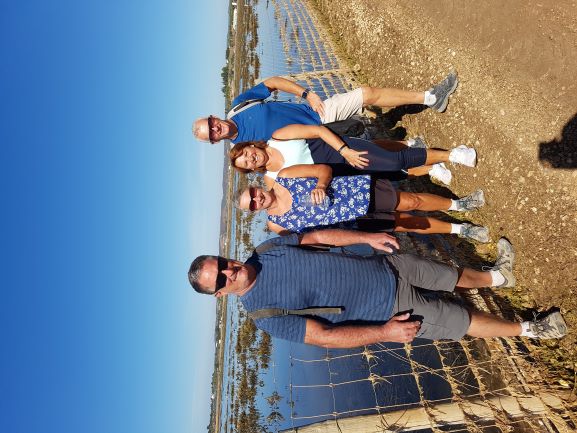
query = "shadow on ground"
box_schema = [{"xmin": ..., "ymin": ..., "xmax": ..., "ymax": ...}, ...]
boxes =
[{"xmin": 539, "ymin": 113, "xmax": 577, "ymax": 169}]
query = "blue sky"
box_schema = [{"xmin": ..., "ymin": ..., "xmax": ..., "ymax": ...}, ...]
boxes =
[{"xmin": 0, "ymin": 1, "xmax": 228, "ymax": 432}]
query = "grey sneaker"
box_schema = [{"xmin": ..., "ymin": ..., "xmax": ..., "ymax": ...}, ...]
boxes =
[
  {"xmin": 492, "ymin": 237, "xmax": 515, "ymax": 288},
  {"xmin": 428, "ymin": 72, "xmax": 459, "ymax": 112},
  {"xmin": 528, "ymin": 311, "xmax": 568, "ymax": 339},
  {"xmin": 449, "ymin": 144, "xmax": 477, "ymax": 167},
  {"xmin": 407, "ymin": 136, "xmax": 427, "ymax": 149},
  {"xmin": 456, "ymin": 190, "xmax": 485, "ymax": 211},
  {"xmin": 459, "ymin": 223, "xmax": 490, "ymax": 242}
]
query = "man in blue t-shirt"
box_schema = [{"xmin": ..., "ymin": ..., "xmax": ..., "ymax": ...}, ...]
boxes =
[
  {"xmin": 192, "ymin": 73, "xmax": 459, "ymax": 145},
  {"xmin": 188, "ymin": 229, "xmax": 567, "ymax": 347}
]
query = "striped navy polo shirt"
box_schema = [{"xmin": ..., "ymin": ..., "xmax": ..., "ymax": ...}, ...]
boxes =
[{"xmin": 240, "ymin": 234, "xmax": 397, "ymax": 343}]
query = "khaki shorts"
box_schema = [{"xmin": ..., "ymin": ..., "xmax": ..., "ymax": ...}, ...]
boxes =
[
  {"xmin": 320, "ymin": 88, "xmax": 364, "ymax": 123},
  {"xmin": 385, "ymin": 254, "xmax": 471, "ymax": 341}
]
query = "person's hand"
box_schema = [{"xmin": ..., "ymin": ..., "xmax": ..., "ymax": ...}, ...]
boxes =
[
  {"xmin": 364, "ymin": 232, "xmax": 399, "ymax": 253},
  {"xmin": 341, "ymin": 147, "xmax": 369, "ymax": 169},
  {"xmin": 307, "ymin": 93, "xmax": 325, "ymax": 118},
  {"xmin": 381, "ymin": 313, "xmax": 421, "ymax": 343},
  {"xmin": 310, "ymin": 187, "xmax": 327, "ymax": 205}
]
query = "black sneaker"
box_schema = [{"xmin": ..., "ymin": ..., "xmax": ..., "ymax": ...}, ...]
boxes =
[
  {"xmin": 528, "ymin": 311, "xmax": 568, "ymax": 339},
  {"xmin": 429, "ymin": 72, "xmax": 459, "ymax": 112}
]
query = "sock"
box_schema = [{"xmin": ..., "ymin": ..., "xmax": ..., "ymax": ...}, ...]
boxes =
[
  {"xmin": 406, "ymin": 138, "xmax": 416, "ymax": 147},
  {"xmin": 423, "ymin": 91, "xmax": 437, "ymax": 106},
  {"xmin": 448, "ymin": 199, "xmax": 460, "ymax": 211},
  {"xmin": 520, "ymin": 321, "xmax": 535, "ymax": 337},
  {"xmin": 490, "ymin": 270, "xmax": 505, "ymax": 287},
  {"xmin": 450, "ymin": 223, "xmax": 462, "ymax": 234}
]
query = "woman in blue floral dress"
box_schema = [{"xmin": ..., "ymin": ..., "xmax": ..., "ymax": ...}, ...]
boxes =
[{"xmin": 236, "ymin": 164, "xmax": 489, "ymax": 241}]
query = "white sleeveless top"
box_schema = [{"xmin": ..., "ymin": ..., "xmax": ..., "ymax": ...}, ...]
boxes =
[{"xmin": 265, "ymin": 138, "xmax": 314, "ymax": 180}]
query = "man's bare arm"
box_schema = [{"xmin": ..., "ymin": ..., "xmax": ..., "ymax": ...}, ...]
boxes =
[
  {"xmin": 262, "ymin": 77, "xmax": 325, "ymax": 117},
  {"xmin": 299, "ymin": 229, "xmax": 399, "ymax": 253},
  {"xmin": 304, "ymin": 314, "xmax": 421, "ymax": 348}
]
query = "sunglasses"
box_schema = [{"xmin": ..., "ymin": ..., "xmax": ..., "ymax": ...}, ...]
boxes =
[
  {"xmin": 207, "ymin": 116, "xmax": 218, "ymax": 144},
  {"xmin": 248, "ymin": 187, "xmax": 258, "ymax": 212},
  {"xmin": 215, "ymin": 257, "xmax": 229, "ymax": 292}
]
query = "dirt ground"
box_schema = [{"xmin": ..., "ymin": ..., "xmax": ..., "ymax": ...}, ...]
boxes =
[{"xmin": 311, "ymin": 0, "xmax": 577, "ymax": 386}]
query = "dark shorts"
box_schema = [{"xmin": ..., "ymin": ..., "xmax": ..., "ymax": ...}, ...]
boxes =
[
  {"xmin": 356, "ymin": 179, "xmax": 397, "ymax": 232},
  {"xmin": 384, "ymin": 254, "xmax": 471, "ymax": 341}
]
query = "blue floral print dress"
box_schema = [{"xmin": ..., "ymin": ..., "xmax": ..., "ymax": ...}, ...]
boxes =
[{"xmin": 268, "ymin": 175, "xmax": 371, "ymax": 233}]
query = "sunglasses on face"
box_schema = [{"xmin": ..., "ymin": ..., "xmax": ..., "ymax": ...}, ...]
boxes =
[
  {"xmin": 207, "ymin": 116, "xmax": 218, "ymax": 144},
  {"xmin": 215, "ymin": 257, "xmax": 228, "ymax": 292},
  {"xmin": 249, "ymin": 187, "xmax": 258, "ymax": 211}
]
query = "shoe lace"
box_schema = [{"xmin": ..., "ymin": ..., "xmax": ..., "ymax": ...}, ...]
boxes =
[
  {"xmin": 530, "ymin": 312, "xmax": 553, "ymax": 335},
  {"xmin": 482, "ymin": 254, "xmax": 507, "ymax": 272},
  {"xmin": 459, "ymin": 196, "xmax": 482, "ymax": 209}
]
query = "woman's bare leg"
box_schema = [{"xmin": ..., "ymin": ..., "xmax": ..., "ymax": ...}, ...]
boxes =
[
  {"xmin": 393, "ymin": 212, "xmax": 451, "ymax": 234},
  {"xmin": 396, "ymin": 191, "xmax": 451, "ymax": 211},
  {"xmin": 424, "ymin": 149, "xmax": 450, "ymax": 165},
  {"xmin": 407, "ymin": 165, "xmax": 434, "ymax": 177}
]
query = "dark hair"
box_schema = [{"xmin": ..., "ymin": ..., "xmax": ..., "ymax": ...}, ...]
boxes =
[
  {"xmin": 229, "ymin": 141, "xmax": 268, "ymax": 173},
  {"xmin": 188, "ymin": 255, "xmax": 219, "ymax": 294}
]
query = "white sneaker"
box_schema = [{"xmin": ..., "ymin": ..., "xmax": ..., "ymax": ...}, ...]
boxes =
[
  {"xmin": 449, "ymin": 145, "xmax": 477, "ymax": 167},
  {"xmin": 459, "ymin": 223, "xmax": 490, "ymax": 242},
  {"xmin": 429, "ymin": 163, "xmax": 452, "ymax": 185}
]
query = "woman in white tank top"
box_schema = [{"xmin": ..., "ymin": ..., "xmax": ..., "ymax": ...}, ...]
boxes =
[{"xmin": 229, "ymin": 124, "xmax": 476, "ymax": 186}]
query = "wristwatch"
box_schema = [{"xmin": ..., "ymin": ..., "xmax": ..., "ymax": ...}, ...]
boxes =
[{"xmin": 301, "ymin": 88, "xmax": 311, "ymax": 99}]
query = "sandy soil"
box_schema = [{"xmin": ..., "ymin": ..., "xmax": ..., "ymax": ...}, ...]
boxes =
[{"xmin": 310, "ymin": 0, "xmax": 577, "ymax": 384}]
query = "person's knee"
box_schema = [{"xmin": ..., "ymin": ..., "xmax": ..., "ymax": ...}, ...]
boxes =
[
  {"xmin": 360, "ymin": 86, "xmax": 374, "ymax": 105},
  {"xmin": 397, "ymin": 192, "xmax": 422, "ymax": 211}
]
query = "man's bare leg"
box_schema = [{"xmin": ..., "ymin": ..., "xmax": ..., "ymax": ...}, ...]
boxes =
[
  {"xmin": 362, "ymin": 87, "xmax": 425, "ymax": 108},
  {"xmin": 455, "ymin": 268, "xmax": 493, "ymax": 288},
  {"xmin": 360, "ymin": 73, "xmax": 459, "ymax": 112},
  {"xmin": 467, "ymin": 310, "xmax": 521, "ymax": 338}
]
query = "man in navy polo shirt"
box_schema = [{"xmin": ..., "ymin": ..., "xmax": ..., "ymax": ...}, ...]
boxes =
[
  {"xmin": 192, "ymin": 73, "xmax": 459, "ymax": 145},
  {"xmin": 189, "ymin": 229, "xmax": 567, "ymax": 346}
]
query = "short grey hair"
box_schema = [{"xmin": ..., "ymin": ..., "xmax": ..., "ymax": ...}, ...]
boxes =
[{"xmin": 188, "ymin": 255, "xmax": 219, "ymax": 294}]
